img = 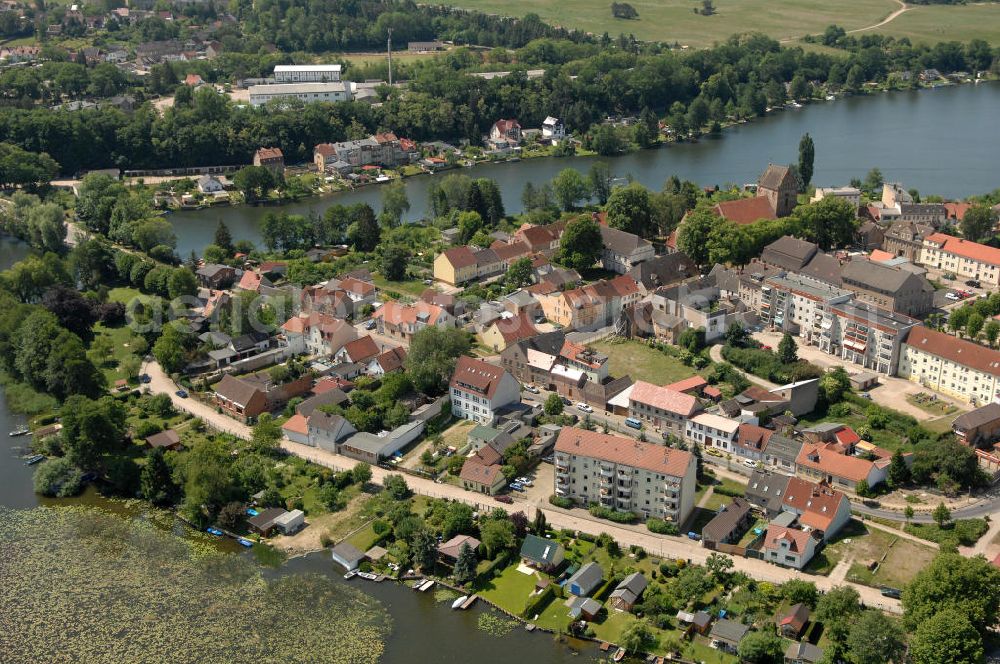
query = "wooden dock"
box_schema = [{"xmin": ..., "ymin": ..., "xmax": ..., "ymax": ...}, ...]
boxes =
[
  {"xmin": 459, "ymin": 594, "xmax": 478, "ymax": 610},
  {"xmin": 415, "ymin": 579, "xmax": 435, "ymax": 592}
]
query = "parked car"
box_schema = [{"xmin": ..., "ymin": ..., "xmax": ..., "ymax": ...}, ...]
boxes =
[
  {"xmin": 742, "ymin": 459, "xmax": 757, "ymax": 469},
  {"xmin": 139, "ymin": 374, "xmax": 151, "ymax": 384},
  {"xmin": 524, "ymin": 384, "xmax": 539, "ymax": 394},
  {"xmin": 509, "ymin": 483, "xmax": 525, "ymax": 492},
  {"xmin": 624, "ymin": 417, "xmax": 642, "ymax": 430},
  {"xmin": 364, "ymin": 319, "xmax": 377, "ymax": 330},
  {"xmin": 761, "ymin": 344, "xmax": 772, "ymax": 351},
  {"xmin": 175, "ymin": 389, "xmax": 188, "ymax": 398},
  {"xmin": 576, "ymin": 402, "xmax": 593, "ymax": 413},
  {"xmin": 706, "ymin": 447, "xmax": 723, "ymax": 458},
  {"xmin": 860, "ymin": 392, "xmax": 872, "ymax": 400},
  {"xmin": 495, "ymin": 495, "xmax": 514, "ymax": 504},
  {"xmin": 687, "ymin": 532, "xmax": 701, "ymax": 541},
  {"xmin": 561, "ymin": 396, "xmax": 572, "ymax": 405},
  {"xmin": 880, "ymin": 587, "xmax": 902, "ymax": 599},
  {"xmin": 945, "ymin": 292, "xmax": 960, "ymax": 301},
  {"xmin": 965, "ymin": 279, "xmax": 981, "ymax": 288}
]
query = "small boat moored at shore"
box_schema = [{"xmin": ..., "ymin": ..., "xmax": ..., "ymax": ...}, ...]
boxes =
[
  {"xmin": 612, "ymin": 647, "xmax": 626, "ymax": 661},
  {"xmin": 237, "ymin": 538, "xmax": 253, "ymax": 548},
  {"xmin": 206, "ymin": 527, "xmax": 224, "ymax": 537},
  {"xmin": 344, "ymin": 569, "xmax": 358, "ymax": 579},
  {"xmin": 451, "ymin": 596, "xmax": 468, "ymax": 609},
  {"xmin": 24, "ymin": 454, "xmax": 45, "ymax": 465},
  {"xmin": 9, "ymin": 427, "xmax": 29, "ymax": 437}
]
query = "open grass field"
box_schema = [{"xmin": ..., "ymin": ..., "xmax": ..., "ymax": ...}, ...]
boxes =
[
  {"xmin": 842, "ymin": 523, "xmax": 937, "ymax": 589},
  {"xmin": 338, "ymin": 51, "xmax": 441, "ymax": 67},
  {"xmin": 437, "ymin": 0, "xmax": 898, "ymax": 47},
  {"xmin": 870, "ymin": 3, "xmax": 1000, "ymax": 45},
  {"xmin": 589, "ymin": 339, "xmax": 703, "ymax": 385}
]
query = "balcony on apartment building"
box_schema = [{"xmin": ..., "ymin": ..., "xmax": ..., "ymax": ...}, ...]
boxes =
[
  {"xmin": 599, "ymin": 465, "xmax": 614, "ymax": 478},
  {"xmin": 555, "ymin": 457, "xmax": 570, "ymax": 470}
]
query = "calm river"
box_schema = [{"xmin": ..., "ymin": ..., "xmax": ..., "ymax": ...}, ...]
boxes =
[{"xmin": 166, "ymin": 83, "xmax": 1000, "ymax": 255}]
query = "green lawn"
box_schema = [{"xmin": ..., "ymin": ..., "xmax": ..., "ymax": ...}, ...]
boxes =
[
  {"xmin": 871, "ymin": 3, "xmax": 1000, "ymax": 45},
  {"xmin": 372, "ymin": 274, "xmax": 429, "ymax": 299},
  {"xmin": 476, "ymin": 564, "xmax": 539, "ymax": 613},
  {"xmin": 842, "ymin": 524, "xmax": 937, "ymax": 590},
  {"xmin": 92, "ymin": 323, "xmax": 141, "ymax": 384},
  {"xmin": 435, "ymin": 0, "xmax": 897, "ymax": 47},
  {"xmin": 702, "ymin": 478, "xmax": 746, "ymax": 512},
  {"xmin": 590, "ymin": 339, "xmax": 705, "ymax": 385}
]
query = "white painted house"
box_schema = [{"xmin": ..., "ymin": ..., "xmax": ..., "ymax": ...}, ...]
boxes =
[{"xmin": 449, "ymin": 356, "xmax": 521, "ymax": 425}]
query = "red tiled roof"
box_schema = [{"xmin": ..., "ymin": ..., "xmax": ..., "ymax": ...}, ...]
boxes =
[
  {"xmin": 713, "ymin": 197, "xmax": 777, "ymax": 225},
  {"xmin": 449, "ymin": 356, "xmax": 510, "ymax": 400},
  {"xmin": 629, "ymin": 380, "xmax": 700, "ymax": 417},
  {"xmin": 869, "ymin": 249, "xmax": 895, "ymax": 263},
  {"xmin": 315, "ymin": 143, "xmax": 337, "ymax": 158},
  {"xmin": 373, "ymin": 346, "xmax": 406, "ymax": 372},
  {"xmin": 490, "ymin": 240, "xmax": 531, "ymax": 262},
  {"xmin": 256, "ymin": 146, "xmax": 283, "ymax": 161},
  {"xmin": 556, "ymin": 428, "xmax": 694, "ymax": 478},
  {"xmin": 342, "ymin": 335, "xmax": 380, "ymax": 362},
  {"xmin": 374, "ymin": 131, "xmax": 398, "ymax": 143},
  {"xmin": 664, "ymin": 375, "xmax": 708, "ymax": 394},
  {"xmin": 460, "ymin": 457, "xmax": 504, "ymax": 486},
  {"xmin": 490, "ymin": 312, "xmax": 539, "ymax": 344},
  {"xmin": 735, "ymin": 423, "xmax": 773, "ymax": 453},
  {"xmin": 441, "ymin": 245, "xmax": 478, "ymax": 269},
  {"xmin": 373, "ymin": 300, "xmax": 447, "ymax": 327},
  {"xmin": 796, "ymin": 442, "xmax": 875, "ymax": 483},
  {"xmin": 763, "ymin": 525, "xmax": 813, "ymax": 554},
  {"xmin": 943, "ymin": 202, "xmax": 972, "ymax": 221},
  {"xmin": 238, "ymin": 271, "xmax": 264, "ymax": 291},
  {"xmin": 282, "ymin": 413, "xmax": 309, "ymax": 436},
  {"xmin": 925, "ymin": 233, "xmax": 1000, "ymax": 267},
  {"xmin": 492, "ymin": 119, "xmax": 521, "ymax": 133},
  {"xmin": 905, "ymin": 326, "xmax": 1000, "ymax": 378},
  {"xmin": 340, "ymin": 276, "xmax": 375, "ymax": 296},
  {"xmin": 781, "ymin": 477, "xmax": 847, "ymax": 532}
]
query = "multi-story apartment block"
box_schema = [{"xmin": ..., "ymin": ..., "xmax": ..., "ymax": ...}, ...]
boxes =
[
  {"xmin": 898, "ymin": 326, "xmax": 1000, "ymax": 406},
  {"xmin": 599, "ymin": 225, "xmax": 655, "ymax": 274},
  {"xmin": 554, "ymin": 428, "xmax": 696, "ymax": 524},
  {"xmin": 628, "ymin": 381, "xmax": 702, "ymax": 440},
  {"xmin": 759, "ymin": 273, "xmax": 852, "ymax": 342},
  {"xmin": 449, "ymin": 356, "xmax": 521, "ymax": 425},
  {"xmin": 434, "ymin": 245, "xmax": 504, "ymax": 286},
  {"xmin": 815, "ymin": 300, "xmax": 918, "ymax": 375},
  {"xmin": 920, "ymin": 233, "xmax": 1000, "ymax": 288}
]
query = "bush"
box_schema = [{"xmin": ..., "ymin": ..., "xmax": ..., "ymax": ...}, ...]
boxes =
[
  {"xmin": 549, "ymin": 494, "xmax": 574, "ymax": 509},
  {"xmin": 588, "ymin": 504, "xmax": 637, "ymax": 523},
  {"xmin": 522, "ymin": 584, "xmax": 556, "ymax": 618},
  {"xmin": 134, "ymin": 420, "xmax": 163, "ymax": 439},
  {"xmin": 713, "ymin": 484, "xmax": 744, "ymax": 498},
  {"xmin": 33, "ymin": 458, "xmax": 84, "ymax": 497},
  {"xmin": 647, "ymin": 518, "xmax": 680, "ymax": 535},
  {"xmin": 905, "ymin": 519, "xmax": 989, "ymax": 546}
]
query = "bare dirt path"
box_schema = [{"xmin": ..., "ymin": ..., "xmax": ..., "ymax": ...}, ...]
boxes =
[{"xmin": 780, "ymin": 0, "xmax": 909, "ymax": 43}]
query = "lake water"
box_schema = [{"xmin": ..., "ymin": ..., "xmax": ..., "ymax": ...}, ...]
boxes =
[
  {"xmin": 0, "ymin": 232, "xmax": 594, "ymax": 662},
  {"xmin": 167, "ymin": 83, "xmax": 1000, "ymax": 255}
]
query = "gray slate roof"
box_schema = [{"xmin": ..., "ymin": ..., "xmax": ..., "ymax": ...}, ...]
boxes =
[
  {"xmin": 709, "ymin": 618, "xmax": 750, "ymax": 644},
  {"xmin": 566, "ymin": 561, "xmax": 604, "ymax": 595},
  {"xmin": 745, "ymin": 470, "xmax": 792, "ymax": 514}
]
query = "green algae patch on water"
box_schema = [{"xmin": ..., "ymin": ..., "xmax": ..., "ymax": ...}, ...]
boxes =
[
  {"xmin": 477, "ymin": 611, "xmax": 520, "ymax": 637},
  {"xmin": 0, "ymin": 506, "xmax": 390, "ymax": 664}
]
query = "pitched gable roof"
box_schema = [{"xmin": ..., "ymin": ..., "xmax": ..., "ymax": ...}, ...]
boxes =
[
  {"xmin": 713, "ymin": 197, "xmax": 778, "ymax": 225},
  {"xmin": 782, "ymin": 477, "xmax": 848, "ymax": 532},
  {"xmin": 341, "ymin": 335, "xmax": 380, "ymax": 363},
  {"xmin": 629, "ymin": 380, "xmax": 700, "ymax": 417},
  {"xmin": 450, "ymin": 356, "xmax": 511, "ymax": 400},
  {"xmin": 905, "ymin": 326, "xmax": 1000, "ymax": 378},
  {"xmin": 556, "ymin": 428, "xmax": 693, "ymax": 478},
  {"xmin": 759, "ymin": 164, "xmax": 796, "ymax": 191}
]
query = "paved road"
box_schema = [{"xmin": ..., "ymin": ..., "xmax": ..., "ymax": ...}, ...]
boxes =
[{"xmin": 142, "ymin": 360, "xmax": 908, "ymax": 611}]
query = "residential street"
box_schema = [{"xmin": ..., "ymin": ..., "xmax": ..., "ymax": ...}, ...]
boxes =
[{"xmin": 141, "ymin": 360, "xmax": 918, "ymax": 613}]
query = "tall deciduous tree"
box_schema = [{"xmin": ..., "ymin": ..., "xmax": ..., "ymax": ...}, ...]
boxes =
[
  {"xmin": 903, "ymin": 552, "xmax": 1000, "ymax": 635},
  {"xmin": 846, "ymin": 610, "xmax": 905, "ymax": 664},
  {"xmin": 556, "ymin": 215, "xmax": 602, "ymax": 270},
  {"xmin": 403, "ymin": 326, "xmax": 471, "ymax": 395},
  {"xmin": 909, "ymin": 608, "xmax": 983, "ymax": 664},
  {"xmin": 606, "ymin": 182, "xmax": 653, "ymax": 237},
  {"xmin": 961, "ymin": 205, "xmax": 996, "ymax": 243},
  {"xmin": 798, "ymin": 133, "xmax": 814, "ymax": 191},
  {"xmin": 552, "ymin": 168, "xmax": 590, "ymax": 211}
]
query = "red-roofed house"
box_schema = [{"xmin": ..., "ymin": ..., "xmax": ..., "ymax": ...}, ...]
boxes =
[
  {"xmin": 920, "ymin": 233, "xmax": 1000, "ymax": 287},
  {"xmin": 733, "ymin": 423, "xmax": 773, "ymax": 462},
  {"xmin": 282, "ymin": 413, "xmax": 310, "ymax": 445},
  {"xmin": 628, "ymin": 380, "xmax": 702, "ymax": 439},
  {"xmin": 762, "ymin": 525, "xmax": 818, "ymax": 569},
  {"xmin": 336, "ymin": 335, "xmax": 381, "ymax": 365},
  {"xmin": 367, "ymin": 346, "xmax": 407, "ymax": 376},
  {"xmin": 449, "ymin": 356, "xmax": 521, "ymax": 424},
  {"xmin": 555, "ymin": 427, "xmax": 697, "ymax": 523},
  {"xmin": 943, "ymin": 202, "xmax": 972, "ymax": 222},
  {"xmin": 184, "ymin": 73, "xmax": 204, "ymax": 87},
  {"xmin": 481, "ymin": 312, "xmax": 540, "ymax": 351},
  {"xmin": 253, "ymin": 147, "xmax": 284, "ymax": 175},
  {"xmin": 281, "ymin": 312, "xmax": 358, "ymax": 357},
  {"xmin": 372, "ymin": 300, "xmax": 455, "ymax": 345},
  {"xmin": 664, "ymin": 375, "xmax": 708, "ymax": 396},
  {"xmin": 781, "ymin": 477, "xmax": 852, "ymax": 539},
  {"xmin": 489, "ymin": 119, "xmax": 522, "ymax": 146},
  {"xmin": 459, "ymin": 446, "xmax": 507, "ymax": 495},
  {"xmin": 795, "ymin": 442, "xmax": 887, "ymax": 492}
]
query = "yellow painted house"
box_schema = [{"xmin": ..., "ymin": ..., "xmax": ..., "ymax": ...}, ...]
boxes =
[{"xmin": 897, "ymin": 326, "xmax": 1000, "ymax": 406}]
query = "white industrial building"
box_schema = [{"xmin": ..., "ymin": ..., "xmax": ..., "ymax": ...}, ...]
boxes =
[
  {"xmin": 249, "ymin": 82, "xmax": 352, "ymax": 106},
  {"xmin": 273, "ymin": 64, "xmax": 342, "ymax": 83}
]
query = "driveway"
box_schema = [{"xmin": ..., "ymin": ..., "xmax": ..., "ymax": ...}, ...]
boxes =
[
  {"xmin": 143, "ymin": 360, "xmax": 251, "ymax": 439},
  {"xmin": 749, "ymin": 330, "xmax": 965, "ymax": 420}
]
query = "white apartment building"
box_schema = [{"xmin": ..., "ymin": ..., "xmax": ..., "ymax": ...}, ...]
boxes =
[
  {"xmin": 273, "ymin": 64, "xmax": 342, "ymax": 83},
  {"xmin": 810, "ymin": 186, "xmax": 861, "ymax": 210},
  {"xmin": 919, "ymin": 233, "xmax": 1000, "ymax": 288},
  {"xmin": 685, "ymin": 413, "xmax": 740, "ymax": 452},
  {"xmin": 815, "ymin": 300, "xmax": 918, "ymax": 375},
  {"xmin": 898, "ymin": 326, "xmax": 1000, "ymax": 406},
  {"xmin": 759, "ymin": 273, "xmax": 852, "ymax": 342},
  {"xmin": 555, "ymin": 428, "xmax": 697, "ymax": 524},
  {"xmin": 449, "ymin": 356, "xmax": 521, "ymax": 424}
]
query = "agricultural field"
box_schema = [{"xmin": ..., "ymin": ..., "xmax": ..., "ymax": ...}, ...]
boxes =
[{"xmin": 436, "ymin": 0, "xmax": 898, "ymax": 47}]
